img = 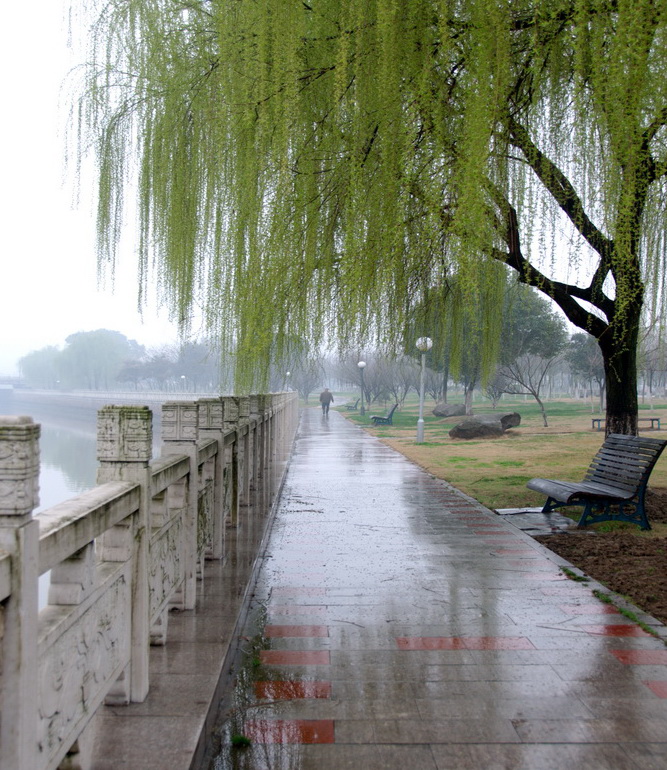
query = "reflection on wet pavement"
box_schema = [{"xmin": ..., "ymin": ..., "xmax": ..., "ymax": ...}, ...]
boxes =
[{"xmin": 205, "ymin": 408, "xmax": 667, "ymax": 770}]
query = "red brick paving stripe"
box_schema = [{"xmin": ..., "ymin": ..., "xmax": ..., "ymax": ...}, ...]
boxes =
[
  {"xmin": 644, "ymin": 681, "xmax": 667, "ymax": 698},
  {"xmin": 463, "ymin": 636, "xmax": 536, "ymax": 650},
  {"xmin": 559, "ymin": 603, "xmax": 620, "ymax": 615},
  {"xmin": 396, "ymin": 636, "xmax": 535, "ymax": 651},
  {"xmin": 244, "ymin": 719, "xmax": 335, "ymax": 744},
  {"xmin": 255, "ymin": 681, "xmax": 332, "ymax": 700},
  {"xmin": 260, "ymin": 650, "xmax": 330, "ymax": 665},
  {"xmin": 579, "ymin": 624, "xmax": 653, "ymax": 637},
  {"xmin": 610, "ymin": 649, "xmax": 667, "ymax": 665},
  {"xmin": 264, "ymin": 625, "xmax": 329, "ymax": 638}
]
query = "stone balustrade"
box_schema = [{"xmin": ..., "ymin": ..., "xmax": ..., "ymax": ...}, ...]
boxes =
[{"xmin": 0, "ymin": 392, "xmax": 298, "ymax": 770}]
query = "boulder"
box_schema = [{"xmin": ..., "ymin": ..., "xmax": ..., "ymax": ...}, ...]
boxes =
[
  {"xmin": 499, "ymin": 412, "xmax": 521, "ymax": 430},
  {"xmin": 433, "ymin": 403, "xmax": 467, "ymax": 418},
  {"xmin": 449, "ymin": 418, "xmax": 504, "ymax": 439},
  {"xmin": 448, "ymin": 412, "xmax": 521, "ymax": 439}
]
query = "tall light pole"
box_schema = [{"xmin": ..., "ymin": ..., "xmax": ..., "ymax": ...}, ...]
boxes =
[
  {"xmin": 416, "ymin": 337, "xmax": 432, "ymax": 443},
  {"xmin": 357, "ymin": 361, "xmax": 366, "ymax": 415}
]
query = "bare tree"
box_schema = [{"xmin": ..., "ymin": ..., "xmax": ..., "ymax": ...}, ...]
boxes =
[{"xmin": 498, "ymin": 354, "xmax": 564, "ymax": 427}]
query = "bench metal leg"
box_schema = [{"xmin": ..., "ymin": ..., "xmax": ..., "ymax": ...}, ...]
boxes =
[{"xmin": 577, "ymin": 498, "xmax": 651, "ymax": 531}]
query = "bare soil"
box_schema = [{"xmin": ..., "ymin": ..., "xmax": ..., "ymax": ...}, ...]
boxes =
[{"xmin": 535, "ymin": 488, "xmax": 667, "ymax": 625}]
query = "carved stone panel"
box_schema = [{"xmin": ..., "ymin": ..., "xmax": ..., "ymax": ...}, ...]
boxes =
[
  {"xmin": 149, "ymin": 519, "xmax": 183, "ymax": 621},
  {"xmin": 38, "ymin": 570, "xmax": 131, "ymax": 770},
  {"xmin": 238, "ymin": 397, "xmax": 251, "ymax": 420},
  {"xmin": 197, "ymin": 399, "xmax": 224, "ymax": 431},
  {"xmin": 0, "ymin": 415, "xmax": 40, "ymax": 515},
  {"xmin": 96, "ymin": 407, "xmax": 152, "ymax": 463},
  {"xmin": 221, "ymin": 396, "xmax": 239, "ymax": 426},
  {"xmin": 162, "ymin": 402, "xmax": 198, "ymax": 442}
]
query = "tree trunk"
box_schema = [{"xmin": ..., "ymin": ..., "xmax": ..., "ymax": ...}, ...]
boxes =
[
  {"xmin": 464, "ymin": 384, "xmax": 474, "ymax": 415},
  {"xmin": 601, "ymin": 335, "xmax": 639, "ymax": 436},
  {"xmin": 535, "ymin": 395, "xmax": 549, "ymax": 427}
]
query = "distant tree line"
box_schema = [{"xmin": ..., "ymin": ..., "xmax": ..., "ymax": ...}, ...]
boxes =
[{"xmin": 18, "ymin": 330, "xmax": 231, "ymax": 392}]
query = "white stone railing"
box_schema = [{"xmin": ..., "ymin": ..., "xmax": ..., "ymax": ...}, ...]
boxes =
[{"xmin": 0, "ymin": 392, "xmax": 298, "ymax": 770}]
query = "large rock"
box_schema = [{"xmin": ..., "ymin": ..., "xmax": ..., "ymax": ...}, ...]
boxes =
[
  {"xmin": 449, "ymin": 418, "xmax": 504, "ymax": 439},
  {"xmin": 499, "ymin": 412, "xmax": 521, "ymax": 430},
  {"xmin": 433, "ymin": 403, "xmax": 467, "ymax": 418},
  {"xmin": 448, "ymin": 412, "xmax": 521, "ymax": 439}
]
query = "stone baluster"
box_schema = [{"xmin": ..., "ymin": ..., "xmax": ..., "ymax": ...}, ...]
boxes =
[
  {"xmin": 161, "ymin": 402, "xmax": 199, "ymax": 610},
  {"xmin": 262, "ymin": 394, "xmax": 275, "ymax": 502},
  {"xmin": 96, "ymin": 406, "xmax": 152, "ymax": 704},
  {"xmin": 0, "ymin": 416, "xmax": 40, "ymax": 770},
  {"xmin": 248, "ymin": 395, "xmax": 260, "ymax": 494},
  {"xmin": 238, "ymin": 396, "xmax": 252, "ymax": 506},
  {"xmin": 197, "ymin": 398, "xmax": 225, "ymax": 561},
  {"xmin": 221, "ymin": 397, "xmax": 241, "ymax": 527},
  {"xmin": 253, "ymin": 396, "xmax": 267, "ymax": 512}
]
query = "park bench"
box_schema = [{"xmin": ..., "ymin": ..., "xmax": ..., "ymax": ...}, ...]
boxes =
[
  {"xmin": 592, "ymin": 416, "xmax": 661, "ymax": 431},
  {"xmin": 370, "ymin": 403, "xmax": 399, "ymax": 425},
  {"xmin": 345, "ymin": 398, "xmax": 360, "ymax": 411},
  {"xmin": 526, "ymin": 433, "xmax": 667, "ymax": 530}
]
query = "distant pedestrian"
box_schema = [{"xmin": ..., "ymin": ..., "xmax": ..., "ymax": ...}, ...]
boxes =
[{"xmin": 319, "ymin": 388, "xmax": 334, "ymax": 415}]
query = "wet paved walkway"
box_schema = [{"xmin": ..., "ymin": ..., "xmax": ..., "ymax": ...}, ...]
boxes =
[{"xmin": 205, "ymin": 408, "xmax": 667, "ymax": 769}]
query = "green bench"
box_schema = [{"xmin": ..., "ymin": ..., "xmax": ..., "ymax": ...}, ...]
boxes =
[
  {"xmin": 592, "ymin": 417, "xmax": 661, "ymax": 431},
  {"xmin": 370, "ymin": 403, "xmax": 398, "ymax": 425},
  {"xmin": 527, "ymin": 433, "xmax": 667, "ymax": 530}
]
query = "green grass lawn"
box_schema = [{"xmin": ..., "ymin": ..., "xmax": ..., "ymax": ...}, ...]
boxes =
[{"xmin": 335, "ymin": 394, "xmax": 667, "ymax": 511}]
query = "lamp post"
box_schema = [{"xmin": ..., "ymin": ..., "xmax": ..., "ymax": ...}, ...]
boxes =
[
  {"xmin": 285, "ymin": 371, "xmax": 291, "ymax": 391},
  {"xmin": 416, "ymin": 337, "xmax": 432, "ymax": 443},
  {"xmin": 357, "ymin": 361, "xmax": 366, "ymax": 415}
]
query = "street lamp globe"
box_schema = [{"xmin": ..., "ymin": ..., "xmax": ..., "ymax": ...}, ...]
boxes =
[{"xmin": 416, "ymin": 337, "xmax": 433, "ymax": 353}]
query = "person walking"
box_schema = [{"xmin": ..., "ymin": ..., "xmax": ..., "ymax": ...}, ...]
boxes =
[{"xmin": 319, "ymin": 388, "xmax": 334, "ymax": 415}]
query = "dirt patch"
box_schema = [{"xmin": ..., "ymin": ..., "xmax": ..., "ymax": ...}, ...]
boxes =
[{"xmin": 535, "ymin": 488, "xmax": 667, "ymax": 626}]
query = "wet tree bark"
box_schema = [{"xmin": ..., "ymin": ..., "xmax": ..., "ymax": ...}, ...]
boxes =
[{"xmin": 600, "ymin": 326, "xmax": 639, "ymax": 436}]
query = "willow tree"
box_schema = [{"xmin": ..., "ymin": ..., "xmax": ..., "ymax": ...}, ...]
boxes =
[{"xmin": 74, "ymin": 0, "xmax": 667, "ymax": 432}]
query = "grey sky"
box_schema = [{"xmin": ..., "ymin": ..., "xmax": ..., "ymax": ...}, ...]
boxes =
[{"xmin": 0, "ymin": 1, "xmax": 178, "ymax": 376}]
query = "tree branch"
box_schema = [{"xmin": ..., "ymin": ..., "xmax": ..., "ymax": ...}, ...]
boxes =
[{"xmin": 508, "ymin": 118, "xmax": 614, "ymax": 269}]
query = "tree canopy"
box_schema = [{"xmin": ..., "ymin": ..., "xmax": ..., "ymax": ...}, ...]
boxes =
[{"xmin": 74, "ymin": 0, "xmax": 667, "ymax": 430}]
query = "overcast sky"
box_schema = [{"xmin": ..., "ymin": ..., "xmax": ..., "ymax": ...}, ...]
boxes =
[{"xmin": 0, "ymin": 1, "xmax": 179, "ymax": 375}]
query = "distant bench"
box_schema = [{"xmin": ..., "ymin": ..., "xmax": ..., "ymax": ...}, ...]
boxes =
[
  {"xmin": 592, "ymin": 417, "xmax": 661, "ymax": 431},
  {"xmin": 370, "ymin": 403, "xmax": 398, "ymax": 425},
  {"xmin": 527, "ymin": 433, "xmax": 667, "ymax": 530}
]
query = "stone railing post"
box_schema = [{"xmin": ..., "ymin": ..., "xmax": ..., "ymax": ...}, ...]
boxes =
[
  {"xmin": 197, "ymin": 398, "xmax": 225, "ymax": 560},
  {"xmin": 161, "ymin": 402, "xmax": 199, "ymax": 610},
  {"xmin": 249, "ymin": 395, "xmax": 262, "ymax": 495},
  {"xmin": 221, "ymin": 397, "xmax": 241, "ymax": 527},
  {"xmin": 96, "ymin": 406, "xmax": 152, "ymax": 703},
  {"xmin": 0, "ymin": 416, "xmax": 40, "ymax": 770},
  {"xmin": 238, "ymin": 395, "xmax": 251, "ymax": 506}
]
